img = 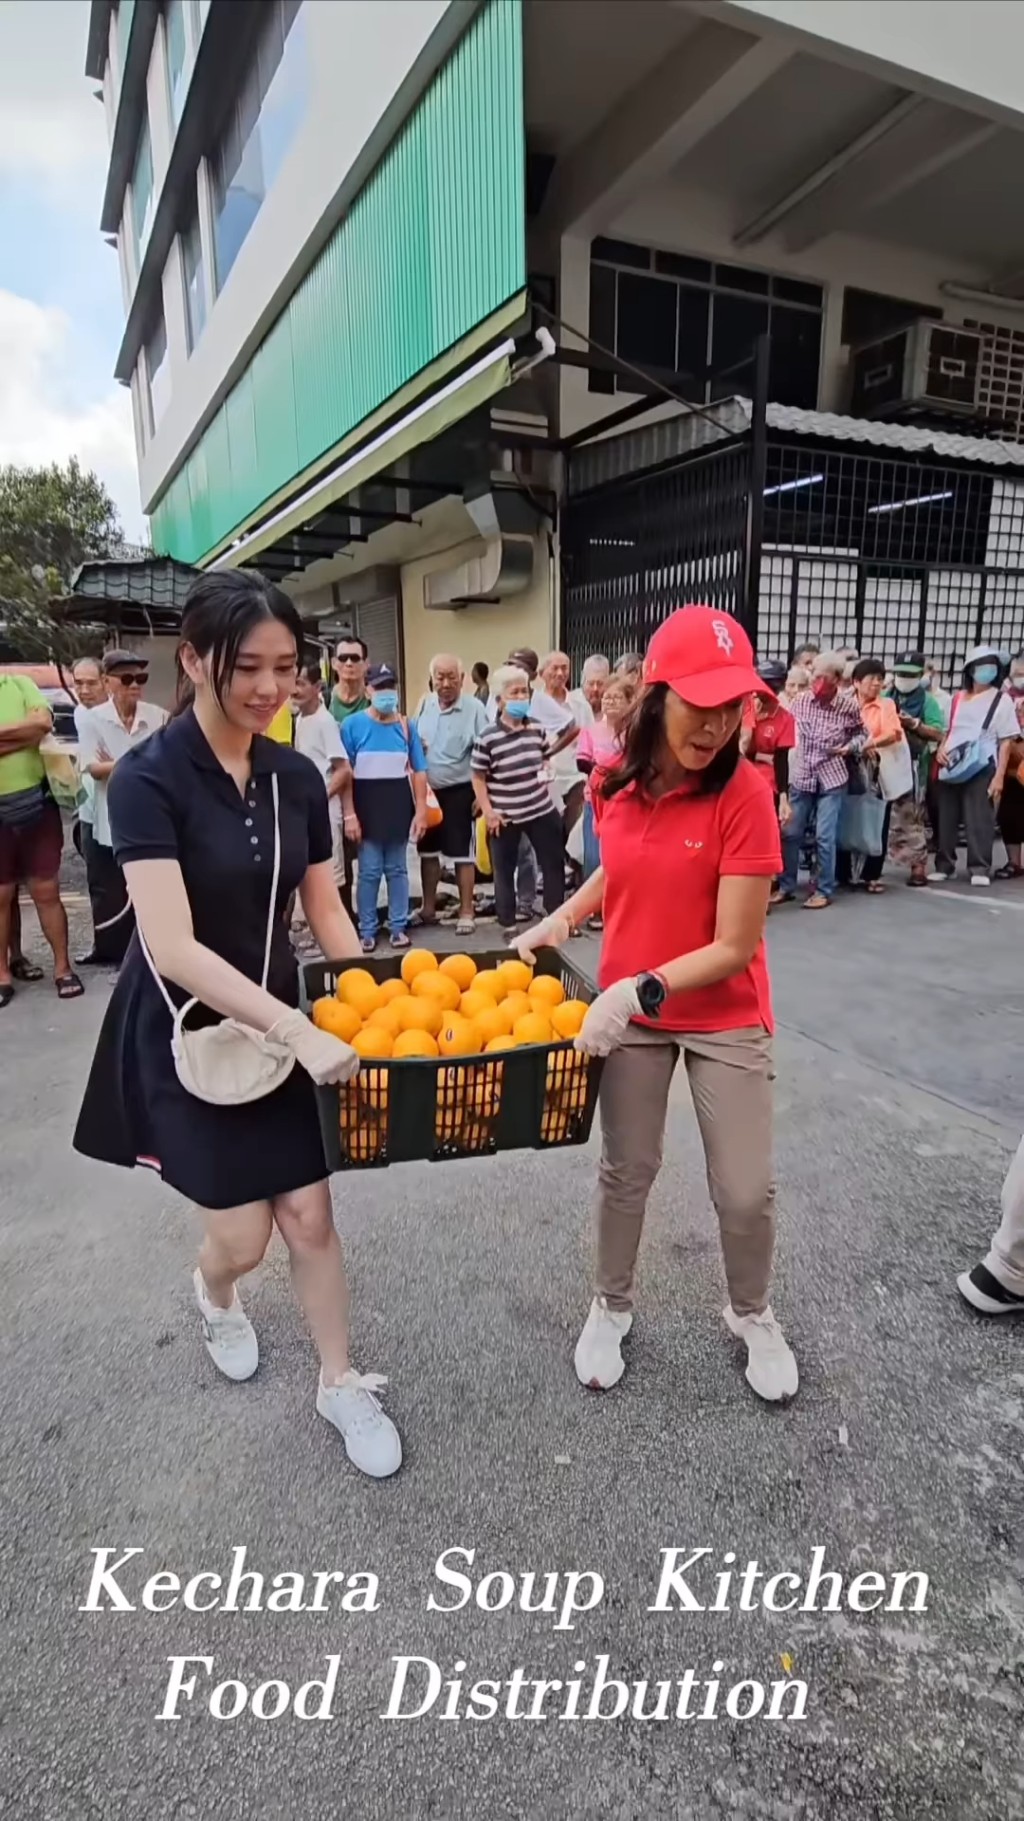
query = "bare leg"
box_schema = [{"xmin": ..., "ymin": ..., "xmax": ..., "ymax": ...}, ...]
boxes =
[
  {"xmin": 456, "ymin": 860, "xmax": 475, "ymax": 918},
  {"xmin": 273, "ymin": 1181, "xmax": 350, "ymax": 1383},
  {"xmin": 420, "ymin": 854, "xmax": 440, "ymax": 921},
  {"xmin": 25, "ymin": 877, "xmax": 71, "ymax": 978},
  {"xmin": 9, "ymin": 897, "xmax": 22, "ymax": 963},
  {"xmin": 197, "ymin": 1201, "xmax": 274, "ymax": 1307},
  {"xmin": 0, "ymin": 884, "xmax": 15, "ymax": 986}
]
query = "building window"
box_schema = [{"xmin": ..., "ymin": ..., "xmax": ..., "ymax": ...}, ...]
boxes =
[
  {"xmin": 146, "ymin": 312, "xmax": 170, "ymax": 433},
  {"xmin": 181, "ymin": 203, "xmax": 206, "ymax": 352},
  {"xmin": 211, "ymin": 0, "xmax": 307, "ymax": 293},
  {"xmin": 165, "ymin": 0, "xmax": 188, "ymax": 125},
  {"xmin": 131, "ymin": 116, "xmax": 155, "ymax": 260},
  {"xmin": 588, "ymin": 238, "xmax": 823, "ymax": 409}
]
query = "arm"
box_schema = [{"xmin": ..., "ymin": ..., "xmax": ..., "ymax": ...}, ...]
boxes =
[
  {"xmin": 548, "ymin": 718, "xmax": 580, "ymax": 760},
  {"xmin": 471, "ymin": 766, "xmax": 503, "ymax": 834},
  {"xmin": 297, "ymin": 859, "xmax": 362, "ymax": 959},
  {"xmin": 863, "ymin": 705, "xmax": 902, "ymax": 752},
  {"xmin": 0, "ymin": 708, "xmax": 51, "ymax": 755},
  {"xmin": 407, "ymin": 724, "xmax": 428, "ymax": 840},
  {"xmin": 659, "ymin": 875, "xmax": 771, "ymax": 995},
  {"xmin": 773, "ymin": 745, "xmax": 790, "ymax": 808}
]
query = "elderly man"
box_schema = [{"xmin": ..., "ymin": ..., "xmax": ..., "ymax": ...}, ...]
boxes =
[
  {"xmin": 77, "ymin": 650, "xmax": 167, "ymax": 963},
  {"xmin": 581, "ymin": 654, "xmax": 611, "ymax": 714},
  {"xmin": 0, "ymin": 669, "xmax": 81, "ymax": 1005},
  {"xmin": 532, "ymin": 650, "xmax": 593, "ymax": 841},
  {"xmin": 414, "ymin": 653, "xmax": 487, "ymax": 933},
  {"xmin": 68, "ymin": 655, "xmax": 109, "ymax": 966},
  {"xmin": 774, "ymin": 649, "xmax": 867, "ymax": 909}
]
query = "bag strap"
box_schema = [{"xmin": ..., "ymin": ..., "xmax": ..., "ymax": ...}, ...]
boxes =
[
  {"xmin": 981, "ymin": 690, "xmax": 1001, "ymax": 733},
  {"xmin": 139, "ymin": 770, "xmax": 282, "ymax": 1021}
]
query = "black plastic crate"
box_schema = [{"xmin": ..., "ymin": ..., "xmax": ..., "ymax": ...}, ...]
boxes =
[{"xmin": 300, "ymin": 949, "xmax": 603, "ymax": 1170}]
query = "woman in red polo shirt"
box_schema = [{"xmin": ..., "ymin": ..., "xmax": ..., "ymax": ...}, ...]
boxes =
[{"xmin": 516, "ymin": 606, "xmax": 797, "ymax": 1405}]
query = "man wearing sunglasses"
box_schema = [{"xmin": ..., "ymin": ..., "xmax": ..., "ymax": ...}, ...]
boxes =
[
  {"xmin": 329, "ymin": 636, "xmax": 370, "ymax": 728},
  {"xmin": 76, "ymin": 651, "xmax": 167, "ymax": 964}
]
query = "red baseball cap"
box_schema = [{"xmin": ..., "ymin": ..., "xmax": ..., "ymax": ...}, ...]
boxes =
[{"xmin": 643, "ymin": 606, "xmax": 762, "ymax": 708}]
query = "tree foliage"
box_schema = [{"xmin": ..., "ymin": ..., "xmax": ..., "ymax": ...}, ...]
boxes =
[{"xmin": 0, "ymin": 459, "xmax": 128, "ymax": 667}]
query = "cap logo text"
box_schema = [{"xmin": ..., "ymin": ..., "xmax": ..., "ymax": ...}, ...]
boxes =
[{"xmin": 711, "ymin": 619, "xmax": 734, "ymax": 656}]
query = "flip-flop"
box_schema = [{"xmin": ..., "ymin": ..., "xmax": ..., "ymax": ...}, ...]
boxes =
[
  {"xmin": 10, "ymin": 959, "xmax": 44, "ymax": 982},
  {"xmin": 55, "ymin": 973, "xmax": 84, "ymax": 1000},
  {"xmin": 390, "ymin": 932, "xmax": 411, "ymax": 950},
  {"xmin": 865, "ymin": 881, "xmax": 886, "ymax": 894},
  {"xmin": 0, "ymin": 985, "xmax": 14, "ymax": 1009}
]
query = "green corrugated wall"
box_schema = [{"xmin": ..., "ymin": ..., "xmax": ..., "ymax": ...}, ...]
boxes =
[{"xmin": 150, "ymin": 0, "xmax": 525, "ymax": 565}]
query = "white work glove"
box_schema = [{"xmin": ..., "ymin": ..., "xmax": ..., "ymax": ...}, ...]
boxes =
[
  {"xmin": 511, "ymin": 912, "xmax": 573, "ymax": 964},
  {"xmin": 270, "ymin": 1010, "xmax": 361, "ymax": 1086},
  {"xmin": 573, "ymin": 978, "xmax": 641, "ymax": 1058}
]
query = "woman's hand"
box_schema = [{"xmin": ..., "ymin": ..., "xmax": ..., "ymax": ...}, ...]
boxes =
[
  {"xmin": 778, "ymin": 793, "xmax": 792, "ymax": 828},
  {"xmin": 270, "ymin": 1011, "xmax": 361, "ymax": 1085},
  {"xmin": 511, "ymin": 912, "xmax": 572, "ymax": 963},
  {"xmin": 989, "ymin": 774, "xmax": 1004, "ymax": 804},
  {"xmin": 574, "ymin": 978, "xmax": 641, "ymax": 1057}
]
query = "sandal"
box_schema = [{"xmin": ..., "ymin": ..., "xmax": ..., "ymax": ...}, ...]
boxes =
[
  {"xmin": 803, "ymin": 893, "xmax": 831, "ymax": 910},
  {"xmin": 55, "ymin": 973, "xmax": 84, "ymax": 1000},
  {"xmin": 907, "ymin": 874, "xmax": 928, "ymax": 887},
  {"xmin": 0, "ymin": 984, "xmax": 14, "ymax": 1010},
  {"xmin": 455, "ymin": 917, "xmax": 476, "ymax": 936},
  {"xmin": 769, "ymin": 889, "xmax": 795, "ymax": 906},
  {"xmin": 10, "ymin": 959, "xmax": 44, "ymax": 982},
  {"xmin": 865, "ymin": 881, "xmax": 886, "ymax": 894},
  {"xmin": 390, "ymin": 932, "xmax": 411, "ymax": 950},
  {"xmin": 360, "ymin": 937, "xmax": 377, "ymax": 955},
  {"xmin": 994, "ymin": 863, "xmax": 1023, "ymax": 880}
]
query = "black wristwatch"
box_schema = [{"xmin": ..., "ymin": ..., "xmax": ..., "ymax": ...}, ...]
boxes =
[{"xmin": 636, "ymin": 972, "xmax": 668, "ymax": 1019}]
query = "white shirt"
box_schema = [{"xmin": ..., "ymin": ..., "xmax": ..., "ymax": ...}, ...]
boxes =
[
  {"xmin": 293, "ymin": 704, "xmax": 346, "ymax": 831},
  {"xmin": 73, "ymin": 702, "xmax": 96, "ymax": 825},
  {"xmin": 946, "ymin": 687, "xmax": 1019, "ymax": 766},
  {"xmin": 78, "ymin": 697, "xmax": 168, "ymax": 846},
  {"xmin": 530, "ymin": 687, "xmax": 594, "ymax": 798}
]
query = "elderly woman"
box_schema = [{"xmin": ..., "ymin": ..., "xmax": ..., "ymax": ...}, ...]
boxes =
[
  {"xmin": 471, "ymin": 664, "xmax": 566, "ymax": 936},
  {"xmin": 775, "ymin": 650, "xmax": 867, "ymax": 909},
  {"xmin": 931, "ymin": 645, "xmax": 1019, "ymax": 887},
  {"xmin": 414, "ymin": 653, "xmax": 488, "ymax": 934},
  {"xmin": 581, "ymin": 654, "xmax": 612, "ymax": 716}
]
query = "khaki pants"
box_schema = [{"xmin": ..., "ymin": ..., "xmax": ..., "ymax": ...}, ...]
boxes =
[
  {"xmin": 595, "ymin": 1024, "xmax": 776, "ymax": 1318},
  {"xmin": 984, "ymin": 1132, "xmax": 1024, "ymax": 1297}
]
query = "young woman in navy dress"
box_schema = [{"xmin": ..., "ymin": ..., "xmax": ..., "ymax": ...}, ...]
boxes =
[{"xmin": 74, "ymin": 571, "xmax": 401, "ymax": 1478}]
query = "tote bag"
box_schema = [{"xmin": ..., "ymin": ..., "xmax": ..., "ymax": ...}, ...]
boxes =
[
  {"xmin": 877, "ymin": 738, "xmax": 914, "ymax": 802},
  {"xmin": 839, "ymin": 791, "xmax": 887, "ymax": 857}
]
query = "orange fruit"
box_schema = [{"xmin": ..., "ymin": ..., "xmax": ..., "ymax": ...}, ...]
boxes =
[
  {"xmin": 312, "ymin": 997, "xmax": 362, "ymax": 1042},
  {"xmin": 472, "ymin": 1004, "xmax": 510, "ymax": 1046},
  {"xmin": 438, "ymin": 1015, "xmax": 482, "ymax": 1057},
  {"xmin": 459, "ymin": 988, "xmax": 494, "ymax": 1023},
  {"xmin": 550, "ymin": 998, "xmax": 588, "ymax": 1039},
  {"xmin": 497, "ymin": 958, "xmax": 533, "ymax": 994},
  {"xmin": 345, "ymin": 1115, "xmax": 386, "ymax": 1165},
  {"xmin": 412, "ymin": 971, "xmax": 461, "ymax": 1013},
  {"xmin": 484, "ymin": 1034, "xmax": 517, "ymax": 1053},
  {"xmin": 363, "ymin": 999, "xmax": 407, "ymax": 1038},
  {"xmin": 439, "ymin": 953, "xmax": 477, "ymax": 991},
  {"xmin": 473, "ymin": 969, "xmax": 508, "ymax": 1002},
  {"xmin": 529, "ymin": 974, "xmax": 565, "ymax": 1010},
  {"xmin": 393, "ymin": 995, "xmax": 444, "ymax": 1038},
  {"xmin": 392, "ymin": 1028, "xmax": 440, "ymax": 1059},
  {"xmin": 435, "ymin": 1068, "xmax": 464, "ymax": 1143},
  {"xmin": 359, "ymin": 1065, "xmax": 389, "ymax": 1118},
  {"xmin": 502, "ymin": 989, "xmax": 532, "ymax": 1026},
  {"xmin": 513, "ymin": 1010, "xmax": 553, "ymax": 1047},
  {"xmin": 378, "ymin": 977, "xmax": 410, "ymax": 1005},
  {"xmin": 351, "ymin": 1025, "xmax": 395, "ymax": 1060},
  {"xmin": 339, "ymin": 977, "xmax": 383, "ymax": 1020},
  {"xmin": 465, "ymin": 1064, "xmax": 501, "ymax": 1117},
  {"xmin": 401, "ymin": 949, "xmax": 438, "ymax": 987},
  {"xmin": 336, "ymin": 967, "xmax": 379, "ymax": 1005}
]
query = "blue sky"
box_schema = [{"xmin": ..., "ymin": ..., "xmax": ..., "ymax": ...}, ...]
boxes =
[{"xmin": 0, "ymin": 0, "xmax": 145, "ymax": 538}]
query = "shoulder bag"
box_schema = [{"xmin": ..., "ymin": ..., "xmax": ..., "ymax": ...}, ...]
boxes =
[
  {"xmin": 941, "ymin": 691, "xmax": 1000, "ymax": 785},
  {"xmin": 138, "ymin": 771, "xmax": 298, "ymax": 1106}
]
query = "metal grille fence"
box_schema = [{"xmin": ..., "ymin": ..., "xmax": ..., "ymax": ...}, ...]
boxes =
[{"xmin": 562, "ymin": 430, "xmax": 1024, "ymax": 683}]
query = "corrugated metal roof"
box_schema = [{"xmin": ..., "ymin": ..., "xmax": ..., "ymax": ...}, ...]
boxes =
[
  {"xmin": 568, "ymin": 395, "xmax": 1024, "ymax": 494},
  {"xmin": 64, "ymin": 558, "xmax": 198, "ymax": 611}
]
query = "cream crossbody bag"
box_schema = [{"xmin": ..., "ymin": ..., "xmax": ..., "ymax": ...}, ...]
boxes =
[{"xmin": 138, "ymin": 771, "xmax": 298, "ymax": 1106}]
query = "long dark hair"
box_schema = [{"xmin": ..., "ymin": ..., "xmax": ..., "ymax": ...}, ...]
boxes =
[
  {"xmin": 174, "ymin": 569, "xmax": 304, "ymax": 714},
  {"xmin": 601, "ymin": 682, "xmax": 741, "ymax": 801}
]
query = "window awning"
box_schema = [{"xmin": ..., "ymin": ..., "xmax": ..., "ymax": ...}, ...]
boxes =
[{"xmin": 208, "ymin": 334, "xmax": 516, "ymax": 575}]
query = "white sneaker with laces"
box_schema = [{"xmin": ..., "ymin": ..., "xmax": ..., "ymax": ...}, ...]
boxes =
[
  {"xmin": 574, "ymin": 1295, "xmax": 633, "ymax": 1389},
  {"xmin": 193, "ymin": 1268, "xmax": 259, "ymax": 1382},
  {"xmin": 723, "ymin": 1303, "xmax": 798, "ymax": 1402},
  {"xmin": 317, "ymin": 1371, "xmax": 402, "ymax": 1478}
]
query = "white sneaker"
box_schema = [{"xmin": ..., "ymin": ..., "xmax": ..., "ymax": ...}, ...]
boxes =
[
  {"xmin": 317, "ymin": 1371, "xmax": 402, "ymax": 1478},
  {"xmin": 970, "ymin": 874, "xmax": 991, "ymax": 888},
  {"xmin": 723, "ymin": 1303, "xmax": 798, "ymax": 1402},
  {"xmin": 574, "ymin": 1295, "xmax": 633, "ymax": 1389},
  {"xmin": 927, "ymin": 870, "xmax": 952, "ymax": 884},
  {"xmin": 193, "ymin": 1268, "xmax": 259, "ymax": 1382}
]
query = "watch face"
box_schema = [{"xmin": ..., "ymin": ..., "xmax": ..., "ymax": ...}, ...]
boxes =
[{"xmin": 638, "ymin": 973, "xmax": 665, "ymax": 1015}]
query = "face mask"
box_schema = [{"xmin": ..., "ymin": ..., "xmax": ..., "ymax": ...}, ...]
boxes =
[
  {"xmin": 971, "ymin": 664, "xmax": 998, "ymax": 687},
  {"xmin": 373, "ymin": 691, "xmax": 399, "ymax": 714},
  {"xmin": 504, "ymin": 698, "xmax": 531, "ymax": 721},
  {"xmin": 812, "ymin": 678, "xmax": 837, "ymax": 702},
  {"xmin": 1011, "ymin": 672, "xmax": 1024, "ymax": 691},
  {"xmin": 892, "ymin": 675, "xmax": 922, "ymax": 694}
]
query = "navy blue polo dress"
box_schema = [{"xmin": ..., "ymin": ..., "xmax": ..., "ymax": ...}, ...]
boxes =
[{"xmin": 73, "ymin": 710, "xmax": 331, "ymax": 1209}]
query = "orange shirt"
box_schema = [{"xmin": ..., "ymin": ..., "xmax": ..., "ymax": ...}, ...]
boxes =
[
  {"xmin": 592, "ymin": 759, "xmax": 781, "ymax": 1034},
  {"xmin": 860, "ymin": 697, "xmax": 903, "ymax": 747}
]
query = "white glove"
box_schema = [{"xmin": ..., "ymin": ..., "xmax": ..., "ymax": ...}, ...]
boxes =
[
  {"xmin": 270, "ymin": 1011, "xmax": 361, "ymax": 1086},
  {"xmin": 573, "ymin": 978, "xmax": 641, "ymax": 1057},
  {"xmin": 511, "ymin": 912, "xmax": 573, "ymax": 964}
]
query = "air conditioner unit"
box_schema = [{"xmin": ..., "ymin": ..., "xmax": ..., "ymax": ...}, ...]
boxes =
[{"xmin": 848, "ymin": 319, "xmax": 983, "ymax": 419}]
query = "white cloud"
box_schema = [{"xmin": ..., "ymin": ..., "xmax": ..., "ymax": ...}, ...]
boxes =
[
  {"xmin": 0, "ymin": 289, "xmax": 145, "ymax": 541},
  {"xmin": 0, "ymin": 1, "xmax": 106, "ymax": 195}
]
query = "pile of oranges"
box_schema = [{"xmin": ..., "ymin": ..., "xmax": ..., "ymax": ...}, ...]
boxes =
[{"xmin": 309, "ymin": 951, "xmax": 592, "ymax": 1163}]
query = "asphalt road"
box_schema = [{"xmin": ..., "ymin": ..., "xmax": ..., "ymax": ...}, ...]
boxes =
[{"xmin": 2, "ymin": 865, "xmax": 1023, "ymax": 1820}]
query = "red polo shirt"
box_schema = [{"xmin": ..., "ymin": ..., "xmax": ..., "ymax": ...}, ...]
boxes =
[
  {"xmin": 742, "ymin": 698, "xmax": 796, "ymax": 772},
  {"xmin": 591, "ymin": 759, "xmax": 781, "ymax": 1033}
]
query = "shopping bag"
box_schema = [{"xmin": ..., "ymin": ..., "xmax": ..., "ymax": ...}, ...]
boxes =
[
  {"xmin": 474, "ymin": 815, "xmax": 492, "ymax": 877},
  {"xmin": 566, "ymin": 815, "xmax": 585, "ymax": 867},
  {"xmin": 839, "ymin": 792, "xmax": 887, "ymax": 857},
  {"xmin": 877, "ymin": 739, "xmax": 914, "ymax": 802},
  {"xmin": 39, "ymin": 737, "xmax": 80, "ymax": 811}
]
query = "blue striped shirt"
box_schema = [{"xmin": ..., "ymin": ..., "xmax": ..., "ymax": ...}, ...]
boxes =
[{"xmin": 341, "ymin": 711, "xmax": 426, "ymax": 845}]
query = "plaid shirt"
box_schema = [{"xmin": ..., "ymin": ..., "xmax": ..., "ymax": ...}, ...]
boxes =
[{"xmin": 789, "ymin": 688, "xmax": 867, "ymax": 793}]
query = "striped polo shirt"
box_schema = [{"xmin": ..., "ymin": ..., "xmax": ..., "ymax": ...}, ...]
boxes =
[
  {"xmin": 341, "ymin": 710, "xmax": 426, "ymax": 845},
  {"xmin": 471, "ymin": 719, "xmax": 552, "ymax": 823}
]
